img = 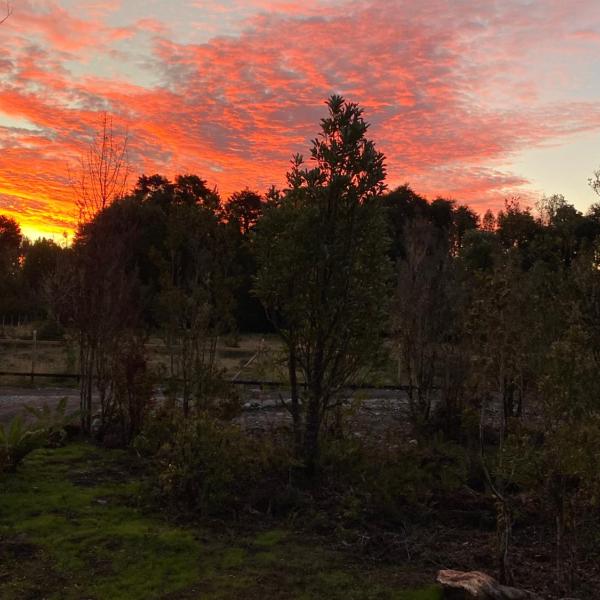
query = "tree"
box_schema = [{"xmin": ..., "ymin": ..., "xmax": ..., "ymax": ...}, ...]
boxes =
[
  {"xmin": 533, "ymin": 318, "xmax": 600, "ymax": 595},
  {"xmin": 0, "ymin": 215, "xmax": 22, "ymax": 319},
  {"xmin": 394, "ymin": 215, "xmax": 458, "ymax": 431},
  {"xmin": 254, "ymin": 96, "xmax": 392, "ymax": 473},
  {"xmin": 481, "ymin": 209, "xmax": 496, "ymax": 232},
  {"xmin": 173, "ymin": 174, "xmax": 219, "ymax": 210},
  {"xmin": 459, "ymin": 228, "xmax": 501, "ymax": 272},
  {"xmin": 223, "ymin": 189, "xmax": 269, "ymax": 332},
  {"xmin": 74, "ymin": 113, "xmax": 130, "ymax": 223},
  {"xmin": 133, "ymin": 174, "xmax": 175, "ymax": 208},
  {"xmin": 157, "ymin": 199, "xmax": 235, "ymax": 415},
  {"xmin": 20, "ymin": 238, "xmax": 63, "ymax": 316},
  {"xmin": 71, "ymin": 203, "xmax": 143, "ymax": 436},
  {"xmin": 224, "ymin": 189, "xmax": 264, "ymax": 236},
  {"xmin": 381, "ymin": 184, "xmax": 429, "ymax": 261},
  {"xmin": 452, "ymin": 204, "xmax": 479, "ymax": 253},
  {"xmin": 0, "ymin": 215, "xmax": 21, "ymax": 278},
  {"xmin": 466, "ymin": 254, "xmax": 544, "ymax": 436},
  {"xmin": 71, "ymin": 113, "xmax": 132, "ymax": 433},
  {"xmin": 496, "ymin": 198, "xmax": 540, "ymax": 251}
]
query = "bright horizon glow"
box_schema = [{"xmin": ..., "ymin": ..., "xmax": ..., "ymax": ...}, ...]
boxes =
[{"xmin": 2, "ymin": 1, "xmax": 600, "ymax": 237}]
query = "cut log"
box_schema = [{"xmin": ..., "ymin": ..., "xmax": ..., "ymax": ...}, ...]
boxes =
[{"xmin": 436, "ymin": 570, "xmax": 540, "ymax": 599}]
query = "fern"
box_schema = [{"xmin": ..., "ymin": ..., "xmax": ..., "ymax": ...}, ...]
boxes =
[
  {"xmin": 0, "ymin": 416, "xmax": 45, "ymax": 472},
  {"xmin": 25, "ymin": 398, "xmax": 79, "ymax": 447}
]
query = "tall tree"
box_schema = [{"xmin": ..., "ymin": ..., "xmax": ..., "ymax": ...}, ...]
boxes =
[
  {"xmin": 71, "ymin": 113, "xmax": 132, "ymax": 432},
  {"xmin": 254, "ymin": 96, "xmax": 392, "ymax": 473},
  {"xmin": 157, "ymin": 199, "xmax": 235, "ymax": 414},
  {"xmin": 71, "ymin": 203, "xmax": 143, "ymax": 435},
  {"xmin": 0, "ymin": 215, "xmax": 21, "ymax": 278},
  {"xmin": 0, "ymin": 215, "xmax": 22, "ymax": 318},
  {"xmin": 20, "ymin": 238, "xmax": 63, "ymax": 317},
  {"xmin": 496, "ymin": 198, "xmax": 540, "ymax": 251},
  {"xmin": 394, "ymin": 215, "xmax": 458, "ymax": 431}
]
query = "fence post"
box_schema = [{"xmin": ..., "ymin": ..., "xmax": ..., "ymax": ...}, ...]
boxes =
[{"xmin": 30, "ymin": 329, "xmax": 37, "ymax": 385}]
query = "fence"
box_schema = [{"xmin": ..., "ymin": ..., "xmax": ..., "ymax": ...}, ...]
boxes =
[{"xmin": 0, "ymin": 333, "xmax": 417, "ymax": 391}]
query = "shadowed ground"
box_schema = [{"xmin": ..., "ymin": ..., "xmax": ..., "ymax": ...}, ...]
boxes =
[{"xmin": 0, "ymin": 443, "xmax": 442, "ymax": 599}]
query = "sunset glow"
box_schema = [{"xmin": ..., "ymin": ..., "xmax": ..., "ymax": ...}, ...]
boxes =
[{"xmin": 2, "ymin": 0, "xmax": 600, "ymax": 238}]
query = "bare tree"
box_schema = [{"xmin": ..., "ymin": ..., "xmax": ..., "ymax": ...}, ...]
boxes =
[
  {"xmin": 71, "ymin": 112, "xmax": 132, "ymax": 434},
  {"xmin": 0, "ymin": 2, "xmax": 12, "ymax": 25},
  {"xmin": 75, "ymin": 112, "xmax": 130, "ymax": 223}
]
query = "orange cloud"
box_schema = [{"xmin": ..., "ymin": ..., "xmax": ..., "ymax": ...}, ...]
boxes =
[{"xmin": 1, "ymin": 0, "xmax": 600, "ymax": 236}]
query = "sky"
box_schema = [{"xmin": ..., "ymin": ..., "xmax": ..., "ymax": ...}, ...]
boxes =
[{"xmin": 2, "ymin": 0, "xmax": 600, "ymax": 239}]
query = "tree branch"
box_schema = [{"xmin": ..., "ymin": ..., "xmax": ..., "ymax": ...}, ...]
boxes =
[{"xmin": 0, "ymin": 2, "xmax": 11, "ymax": 25}]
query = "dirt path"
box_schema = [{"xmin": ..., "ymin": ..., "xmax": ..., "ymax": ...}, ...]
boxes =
[{"xmin": 0, "ymin": 386, "xmax": 411, "ymax": 435}]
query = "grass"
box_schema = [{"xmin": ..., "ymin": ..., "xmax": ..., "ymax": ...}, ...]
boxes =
[
  {"xmin": 0, "ymin": 331, "xmax": 399, "ymax": 386},
  {"xmin": 0, "ymin": 333, "xmax": 282, "ymax": 383},
  {"xmin": 0, "ymin": 443, "xmax": 442, "ymax": 599}
]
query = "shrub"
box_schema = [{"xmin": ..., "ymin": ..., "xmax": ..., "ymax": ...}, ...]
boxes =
[
  {"xmin": 320, "ymin": 434, "xmax": 468, "ymax": 525},
  {"xmin": 132, "ymin": 400, "xmax": 181, "ymax": 458},
  {"xmin": 368, "ymin": 439, "xmax": 467, "ymax": 522},
  {"xmin": 143, "ymin": 411, "xmax": 296, "ymax": 517},
  {"xmin": 0, "ymin": 416, "xmax": 45, "ymax": 473}
]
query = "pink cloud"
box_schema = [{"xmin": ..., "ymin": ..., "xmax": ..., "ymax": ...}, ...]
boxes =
[{"xmin": 1, "ymin": 0, "xmax": 600, "ymax": 235}]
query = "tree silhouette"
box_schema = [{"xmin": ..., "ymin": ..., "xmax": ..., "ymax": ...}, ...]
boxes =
[
  {"xmin": 255, "ymin": 96, "xmax": 392, "ymax": 473},
  {"xmin": 225, "ymin": 189, "xmax": 264, "ymax": 235}
]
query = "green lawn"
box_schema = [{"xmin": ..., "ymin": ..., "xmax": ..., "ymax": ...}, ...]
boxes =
[{"xmin": 0, "ymin": 443, "xmax": 442, "ymax": 599}]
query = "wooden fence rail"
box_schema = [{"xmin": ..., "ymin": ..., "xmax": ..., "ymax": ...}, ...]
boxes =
[{"xmin": 0, "ymin": 371, "xmax": 417, "ymax": 392}]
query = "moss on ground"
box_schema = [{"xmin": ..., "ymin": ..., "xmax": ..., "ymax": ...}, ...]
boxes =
[{"xmin": 0, "ymin": 443, "xmax": 441, "ymax": 599}]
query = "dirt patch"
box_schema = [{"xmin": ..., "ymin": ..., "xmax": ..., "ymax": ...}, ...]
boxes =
[
  {"xmin": 0, "ymin": 539, "xmax": 38, "ymax": 560},
  {"xmin": 0, "ymin": 538, "xmax": 68, "ymax": 600}
]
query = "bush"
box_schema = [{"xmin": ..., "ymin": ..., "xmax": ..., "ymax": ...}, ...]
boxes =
[
  {"xmin": 92, "ymin": 335, "xmax": 153, "ymax": 448},
  {"xmin": 320, "ymin": 434, "xmax": 468, "ymax": 525},
  {"xmin": 368, "ymin": 439, "xmax": 467, "ymax": 522},
  {"xmin": 132, "ymin": 400, "xmax": 180, "ymax": 458},
  {"xmin": 141, "ymin": 411, "xmax": 296, "ymax": 517}
]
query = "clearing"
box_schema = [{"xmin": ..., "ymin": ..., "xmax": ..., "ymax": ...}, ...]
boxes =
[{"xmin": 0, "ymin": 442, "xmax": 441, "ymax": 600}]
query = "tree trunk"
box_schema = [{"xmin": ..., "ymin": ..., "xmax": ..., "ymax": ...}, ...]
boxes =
[
  {"xmin": 437, "ymin": 570, "xmax": 539, "ymax": 599},
  {"xmin": 496, "ymin": 497, "xmax": 513, "ymax": 585},
  {"xmin": 288, "ymin": 347, "xmax": 302, "ymax": 453},
  {"xmin": 79, "ymin": 337, "xmax": 94, "ymax": 434},
  {"xmin": 303, "ymin": 392, "xmax": 321, "ymax": 478}
]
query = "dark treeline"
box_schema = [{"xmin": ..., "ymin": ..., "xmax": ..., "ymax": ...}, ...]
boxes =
[{"xmin": 2, "ymin": 96, "xmax": 600, "ymax": 596}]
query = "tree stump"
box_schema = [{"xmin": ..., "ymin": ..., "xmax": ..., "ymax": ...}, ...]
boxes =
[{"xmin": 436, "ymin": 570, "xmax": 540, "ymax": 599}]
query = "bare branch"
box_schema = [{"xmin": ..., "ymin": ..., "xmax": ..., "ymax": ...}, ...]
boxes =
[
  {"xmin": 73, "ymin": 112, "xmax": 131, "ymax": 224},
  {"xmin": 0, "ymin": 2, "xmax": 12, "ymax": 25},
  {"xmin": 589, "ymin": 168, "xmax": 600, "ymax": 197}
]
